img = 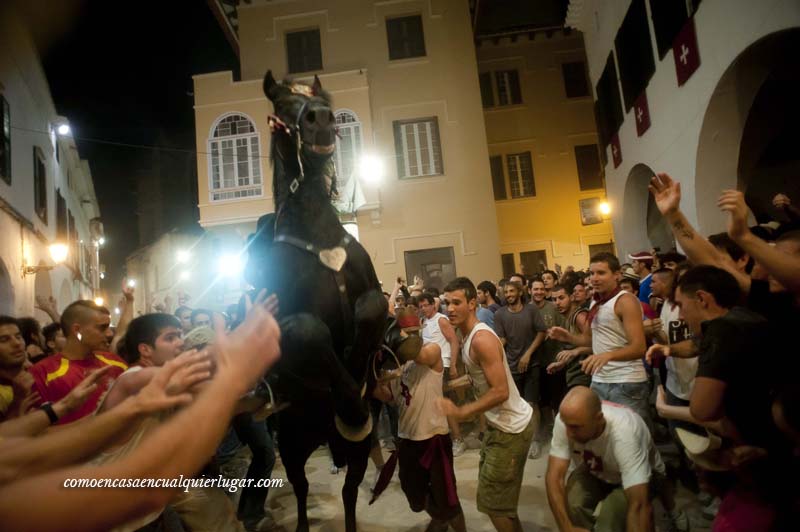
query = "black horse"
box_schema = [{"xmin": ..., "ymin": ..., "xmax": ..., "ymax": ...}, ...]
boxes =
[{"xmin": 244, "ymin": 71, "xmax": 389, "ymax": 532}]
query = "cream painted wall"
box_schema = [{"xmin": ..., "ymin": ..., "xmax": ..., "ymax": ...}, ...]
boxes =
[
  {"xmin": 477, "ymin": 31, "xmax": 615, "ymax": 273},
  {"xmin": 0, "ymin": 5, "xmax": 100, "ymax": 317},
  {"xmin": 568, "ymin": 0, "xmax": 800, "ymax": 258},
  {"xmin": 194, "ymin": 0, "xmax": 502, "ymax": 290}
]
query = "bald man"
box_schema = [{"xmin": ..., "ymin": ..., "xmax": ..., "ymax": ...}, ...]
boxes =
[{"xmin": 545, "ymin": 387, "xmax": 686, "ymax": 532}]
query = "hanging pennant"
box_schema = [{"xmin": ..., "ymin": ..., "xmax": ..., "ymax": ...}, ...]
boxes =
[{"xmin": 673, "ymin": 18, "xmax": 701, "ymax": 86}]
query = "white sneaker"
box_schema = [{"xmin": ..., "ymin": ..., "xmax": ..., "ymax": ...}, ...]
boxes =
[
  {"xmin": 528, "ymin": 441, "xmax": 543, "ymax": 460},
  {"xmin": 452, "ymin": 438, "xmax": 466, "ymax": 457}
]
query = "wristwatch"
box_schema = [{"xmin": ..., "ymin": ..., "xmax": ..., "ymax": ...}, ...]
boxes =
[{"xmin": 40, "ymin": 402, "xmax": 59, "ymax": 424}]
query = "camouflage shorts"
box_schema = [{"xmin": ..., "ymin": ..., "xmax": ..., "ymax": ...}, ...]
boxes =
[{"xmin": 476, "ymin": 415, "xmax": 535, "ymax": 517}]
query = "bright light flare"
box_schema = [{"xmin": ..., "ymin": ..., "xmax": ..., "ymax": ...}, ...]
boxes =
[
  {"xmin": 358, "ymin": 154, "xmax": 384, "ymax": 183},
  {"xmin": 57, "ymin": 124, "xmax": 71, "ymax": 136},
  {"xmin": 176, "ymin": 250, "xmax": 190, "ymax": 263},
  {"xmin": 217, "ymin": 254, "xmax": 243, "ymax": 277},
  {"xmin": 94, "ymin": 297, "xmax": 104, "ymax": 306},
  {"xmin": 49, "ymin": 243, "xmax": 69, "ymax": 264},
  {"xmin": 599, "ymin": 202, "xmax": 611, "ymax": 216},
  {"xmin": 127, "ymin": 279, "xmax": 136, "ymax": 288},
  {"xmin": 179, "ymin": 270, "xmax": 191, "ymax": 281}
]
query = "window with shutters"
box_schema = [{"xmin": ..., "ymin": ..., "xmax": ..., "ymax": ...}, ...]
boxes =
[
  {"xmin": 479, "ymin": 72, "xmax": 494, "ymax": 108},
  {"xmin": 562, "ymin": 62, "xmax": 589, "ymax": 98},
  {"xmin": 507, "ymin": 152, "xmax": 535, "ymax": 198},
  {"xmin": 386, "ymin": 15, "xmax": 426, "ymax": 60},
  {"xmin": 574, "ymin": 144, "xmax": 604, "ymax": 190},
  {"xmin": 392, "ymin": 117, "xmax": 443, "ymax": 179},
  {"xmin": 286, "ymin": 29, "xmax": 322, "ymax": 73},
  {"xmin": 333, "ymin": 111, "xmax": 362, "ymax": 184},
  {"xmin": 56, "ymin": 191, "xmax": 68, "ymax": 241},
  {"xmin": 495, "ymin": 70, "xmax": 522, "ymax": 106},
  {"xmin": 0, "ymin": 95, "xmax": 10, "ymax": 184},
  {"xmin": 501, "ymin": 253, "xmax": 515, "ymax": 278},
  {"xmin": 490, "ymin": 155, "xmax": 506, "ymax": 200},
  {"xmin": 33, "ymin": 147, "xmax": 47, "ymax": 223},
  {"xmin": 208, "ymin": 114, "xmax": 263, "ymax": 202}
]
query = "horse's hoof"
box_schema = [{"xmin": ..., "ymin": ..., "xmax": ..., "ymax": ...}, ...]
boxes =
[{"xmin": 334, "ymin": 414, "xmax": 373, "ymax": 442}]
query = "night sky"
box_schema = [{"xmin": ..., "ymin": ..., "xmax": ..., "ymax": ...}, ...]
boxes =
[{"xmin": 35, "ymin": 0, "xmax": 238, "ymax": 293}]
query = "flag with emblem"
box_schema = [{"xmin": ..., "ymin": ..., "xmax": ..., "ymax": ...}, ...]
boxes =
[
  {"xmin": 673, "ymin": 17, "xmax": 700, "ymax": 86},
  {"xmin": 610, "ymin": 133, "xmax": 622, "ymax": 169},
  {"xmin": 634, "ymin": 91, "xmax": 650, "ymax": 137}
]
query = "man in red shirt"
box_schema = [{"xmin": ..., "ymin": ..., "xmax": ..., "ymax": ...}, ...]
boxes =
[{"xmin": 30, "ymin": 300, "xmax": 127, "ymax": 424}]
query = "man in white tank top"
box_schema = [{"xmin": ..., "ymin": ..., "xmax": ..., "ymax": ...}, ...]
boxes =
[
  {"xmin": 438, "ymin": 278, "xmax": 534, "ymax": 532},
  {"xmin": 373, "ymin": 309, "xmax": 467, "ymax": 532},
  {"xmin": 548, "ymin": 253, "xmax": 651, "ymax": 426}
]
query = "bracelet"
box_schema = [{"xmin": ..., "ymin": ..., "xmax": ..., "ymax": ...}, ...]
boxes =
[{"xmin": 40, "ymin": 402, "xmax": 59, "ymax": 424}]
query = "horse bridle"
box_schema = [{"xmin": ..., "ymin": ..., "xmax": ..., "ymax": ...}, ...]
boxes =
[{"xmin": 268, "ymin": 99, "xmax": 309, "ymax": 196}]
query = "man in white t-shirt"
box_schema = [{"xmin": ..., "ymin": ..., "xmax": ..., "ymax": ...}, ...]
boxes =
[{"xmin": 545, "ymin": 386, "xmax": 687, "ymax": 532}]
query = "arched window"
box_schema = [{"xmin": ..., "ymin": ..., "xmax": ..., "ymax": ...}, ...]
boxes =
[
  {"xmin": 333, "ymin": 110, "xmax": 362, "ymax": 184},
  {"xmin": 209, "ymin": 114, "xmax": 262, "ymax": 201}
]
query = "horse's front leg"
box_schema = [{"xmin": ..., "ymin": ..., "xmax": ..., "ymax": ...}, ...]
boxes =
[{"xmin": 341, "ymin": 435, "xmax": 371, "ymax": 532}]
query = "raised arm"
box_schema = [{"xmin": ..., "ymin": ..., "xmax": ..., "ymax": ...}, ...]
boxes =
[
  {"xmin": 111, "ymin": 283, "xmax": 136, "ymax": 354},
  {"xmin": 35, "ymin": 295, "xmax": 61, "ymax": 323},
  {"xmin": 649, "ymin": 173, "xmax": 751, "ymax": 293},
  {"xmin": 720, "ymin": 190, "xmax": 800, "ymax": 296}
]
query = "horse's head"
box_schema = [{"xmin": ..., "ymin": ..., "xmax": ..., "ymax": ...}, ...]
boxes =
[{"xmin": 263, "ymin": 70, "xmax": 336, "ymax": 163}]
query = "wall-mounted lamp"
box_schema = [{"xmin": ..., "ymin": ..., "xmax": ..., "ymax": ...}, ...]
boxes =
[{"xmin": 22, "ymin": 243, "xmax": 69, "ymax": 277}]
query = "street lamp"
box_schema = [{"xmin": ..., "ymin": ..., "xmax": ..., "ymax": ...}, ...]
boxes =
[
  {"xmin": 599, "ymin": 201, "xmax": 612, "ymax": 217},
  {"xmin": 22, "ymin": 243, "xmax": 69, "ymax": 277},
  {"xmin": 94, "ymin": 297, "xmax": 104, "ymax": 306}
]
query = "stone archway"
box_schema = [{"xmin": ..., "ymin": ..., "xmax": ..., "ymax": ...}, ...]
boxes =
[
  {"xmin": 695, "ymin": 28, "xmax": 800, "ymax": 235},
  {"xmin": 622, "ymin": 163, "xmax": 674, "ymax": 257},
  {"xmin": 0, "ymin": 259, "xmax": 13, "ymax": 315}
]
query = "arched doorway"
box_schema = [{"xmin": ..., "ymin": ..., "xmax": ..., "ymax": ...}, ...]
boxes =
[
  {"xmin": 623, "ymin": 163, "xmax": 674, "ymax": 257},
  {"xmin": 695, "ymin": 28, "xmax": 800, "ymax": 234},
  {"xmin": 0, "ymin": 259, "xmax": 13, "ymax": 315}
]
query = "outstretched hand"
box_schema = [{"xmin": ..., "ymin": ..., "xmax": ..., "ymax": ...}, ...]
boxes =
[
  {"xmin": 645, "ymin": 343, "xmax": 671, "ymax": 366},
  {"xmin": 648, "ymin": 173, "xmax": 682, "ymax": 216},
  {"xmin": 134, "ymin": 355, "xmax": 205, "ymax": 414},
  {"xmin": 717, "ymin": 190, "xmax": 751, "ymax": 242},
  {"xmin": 164, "ymin": 349, "xmax": 212, "ymax": 397},
  {"xmin": 58, "ymin": 366, "xmax": 113, "ymax": 415}
]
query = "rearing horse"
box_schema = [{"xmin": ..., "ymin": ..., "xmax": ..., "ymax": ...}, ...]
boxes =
[{"xmin": 244, "ymin": 71, "xmax": 387, "ymax": 532}]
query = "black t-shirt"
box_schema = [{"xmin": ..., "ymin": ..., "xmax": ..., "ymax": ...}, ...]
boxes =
[{"xmin": 696, "ymin": 307, "xmax": 780, "ymax": 449}]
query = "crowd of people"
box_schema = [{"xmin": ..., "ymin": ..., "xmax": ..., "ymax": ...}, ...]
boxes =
[{"xmin": 0, "ymin": 173, "xmax": 798, "ymax": 531}]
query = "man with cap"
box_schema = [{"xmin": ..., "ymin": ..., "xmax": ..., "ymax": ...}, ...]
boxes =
[
  {"xmin": 628, "ymin": 251, "xmax": 654, "ymax": 305},
  {"xmin": 373, "ymin": 308, "xmax": 467, "ymax": 532}
]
